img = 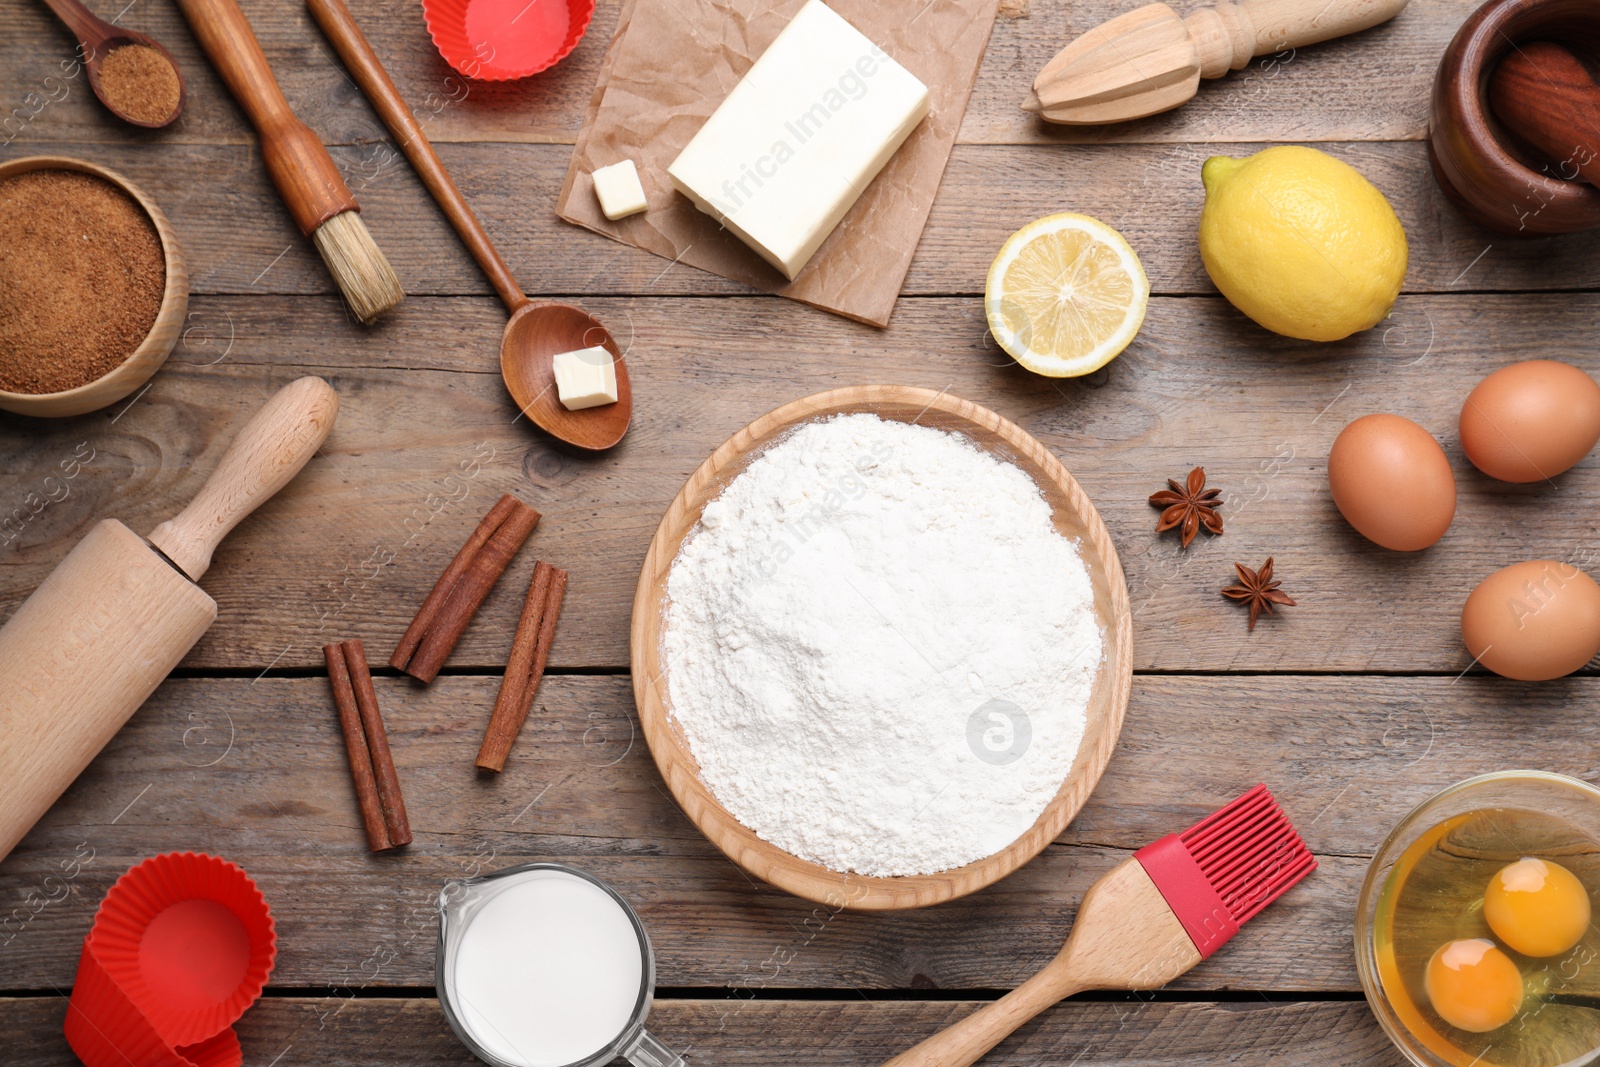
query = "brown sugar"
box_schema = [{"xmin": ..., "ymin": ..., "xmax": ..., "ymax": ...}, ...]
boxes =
[
  {"xmin": 97, "ymin": 44, "xmax": 181, "ymax": 125},
  {"xmin": 0, "ymin": 169, "xmax": 166, "ymax": 395}
]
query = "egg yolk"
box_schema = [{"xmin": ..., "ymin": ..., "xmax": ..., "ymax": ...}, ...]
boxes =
[
  {"xmin": 1425, "ymin": 939, "xmax": 1523, "ymax": 1032},
  {"xmin": 1484, "ymin": 857, "xmax": 1591, "ymax": 958}
]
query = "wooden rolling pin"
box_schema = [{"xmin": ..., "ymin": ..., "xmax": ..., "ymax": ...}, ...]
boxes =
[
  {"xmin": 0, "ymin": 378, "xmax": 338, "ymax": 864},
  {"xmin": 1025, "ymin": 0, "xmax": 1410, "ymax": 125},
  {"xmin": 1489, "ymin": 41, "xmax": 1600, "ymax": 188}
]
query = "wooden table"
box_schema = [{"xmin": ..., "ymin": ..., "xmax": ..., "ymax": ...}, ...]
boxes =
[{"xmin": 4, "ymin": 0, "xmax": 1597, "ymax": 1062}]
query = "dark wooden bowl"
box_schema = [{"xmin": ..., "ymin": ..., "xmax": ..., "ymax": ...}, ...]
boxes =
[{"xmin": 1427, "ymin": 0, "xmax": 1600, "ymax": 235}]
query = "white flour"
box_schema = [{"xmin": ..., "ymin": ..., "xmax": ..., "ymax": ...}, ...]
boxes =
[{"xmin": 663, "ymin": 414, "xmax": 1103, "ymax": 877}]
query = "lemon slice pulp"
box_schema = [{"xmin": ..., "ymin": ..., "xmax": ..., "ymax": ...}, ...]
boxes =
[{"xmin": 984, "ymin": 213, "xmax": 1149, "ymax": 378}]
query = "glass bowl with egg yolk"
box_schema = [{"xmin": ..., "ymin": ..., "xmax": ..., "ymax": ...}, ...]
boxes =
[{"xmin": 1356, "ymin": 772, "xmax": 1600, "ymax": 1067}]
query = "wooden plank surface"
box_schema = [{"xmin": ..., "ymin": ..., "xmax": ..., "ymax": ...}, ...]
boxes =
[
  {"xmin": 0, "ymin": 998, "xmax": 1405, "ymax": 1066},
  {"xmin": 0, "ymin": 141, "xmax": 1589, "ymax": 298},
  {"xmin": 6, "ymin": 293, "xmax": 1600, "ymax": 672},
  {"xmin": 0, "ymin": 675, "xmax": 1582, "ymax": 992},
  {"xmin": 2, "ymin": 0, "xmax": 1595, "ymax": 1060},
  {"xmin": 0, "ymin": 0, "xmax": 1474, "ymax": 148}
]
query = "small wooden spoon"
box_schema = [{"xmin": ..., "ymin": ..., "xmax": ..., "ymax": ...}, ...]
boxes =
[
  {"xmin": 306, "ymin": 0, "xmax": 631, "ymax": 451},
  {"xmin": 40, "ymin": 0, "xmax": 185, "ymax": 128}
]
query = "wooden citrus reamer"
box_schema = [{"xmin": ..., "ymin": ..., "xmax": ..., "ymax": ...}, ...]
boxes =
[
  {"xmin": 1025, "ymin": 0, "xmax": 1411, "ymax": 124},
  {"xmin": 174, "ymin": 0, "xmax": 403, "ymax": 323},
  {"xmin": 0, "ymin": 377, "xmax": 338, "ymax": 865},
  {"xmin": 878, "ymin": 785, "xmax": 1316, "ymax": 1067}
]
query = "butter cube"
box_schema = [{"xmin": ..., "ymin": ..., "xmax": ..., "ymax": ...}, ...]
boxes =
[
  {"xmin": 593, "ymin": 160, "xmax": 648, "ymax": 220},
  {"xmin": 667, "ymin": 0, "xmax": 930, "ymax": 280},
  {"xmin": 552, "ymin": 347, "xmax": 619, "ymax": 410}
]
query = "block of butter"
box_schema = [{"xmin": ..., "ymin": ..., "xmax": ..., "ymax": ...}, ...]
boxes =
[
  {"xmin": 667, "ymin": 0, "xmax": 930, "ymax": 280},
  {"xmin": 552, "ymin": 346, "xmax": 619, "ymax": 410}
]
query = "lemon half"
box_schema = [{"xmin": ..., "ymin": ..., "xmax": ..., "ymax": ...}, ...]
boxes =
[{"xmin": 984, "ymin": 213, "xmax": 1149, "ymax": 378}]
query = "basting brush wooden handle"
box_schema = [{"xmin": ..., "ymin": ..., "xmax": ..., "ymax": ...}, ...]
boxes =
[
  {"xmin": 149, "ymin": 376, "xmax": 340, "ymax": 581},
  {"xmin": 878, "ymin": 860, "xmax": 1201, "ymax": 1067},
  {"xmin": 174, "ymin": 0, "xmax": 359, "ymax": 237}
]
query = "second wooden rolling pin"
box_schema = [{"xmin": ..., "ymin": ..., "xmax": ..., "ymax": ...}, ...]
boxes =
[{"xmin": 0, "ymin": 377, "xmax": 338, "ymax": 865}]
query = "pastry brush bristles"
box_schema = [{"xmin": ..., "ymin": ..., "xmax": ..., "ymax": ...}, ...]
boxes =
[
  {"xmin": 1179, "ymin": 784, "xmax": 1317, "ymax": 925},
  {"xmin": 311, "ymin": 210, "xmax": 405, "ymax": 325}
]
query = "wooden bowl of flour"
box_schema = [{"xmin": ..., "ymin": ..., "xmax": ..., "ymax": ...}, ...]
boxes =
[{"xmin": 631, "ymin": 385, "xmax": 1133, "ymax": 911}]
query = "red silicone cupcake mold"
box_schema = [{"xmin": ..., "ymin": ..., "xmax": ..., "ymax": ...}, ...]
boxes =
[
  {"xmin": 421, "ymin": 0, "xmax": 594, "ymax": 80},
  {"xmin": 65, "ymin": 853, "xmax": 276, "ymax": 1067}
]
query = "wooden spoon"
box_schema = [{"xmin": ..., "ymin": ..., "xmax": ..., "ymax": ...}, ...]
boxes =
[
  {"xmin": 40, "ymin": 0, "xmax": 185, "ymax": 128},
  {"xmin": 306, "ymin": 0, "xmax": 631, "ymax": 451}
]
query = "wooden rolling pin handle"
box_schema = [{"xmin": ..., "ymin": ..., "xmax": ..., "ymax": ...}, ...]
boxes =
[
  {"xmin": 148, "ymin": 376, "xmax": 339, "ymax": 582},
  {"xmin": 174, "ymin": 0, "xmax": 359, "ymax": 235},
  {"xmin": 304, "ymin": 0, "xmax": 527, "ymax": 312},
  {"xmin": 1489, "ymin": 42, "xmax": 1600, "ymax": 189},
  {"xmin": 1187, "ymin": 0, "xmax": 1409, "ymax": 80}
]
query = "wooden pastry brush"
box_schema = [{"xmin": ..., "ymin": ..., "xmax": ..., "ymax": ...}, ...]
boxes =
[
  {"xmin": 175, "ymin": 0, "xmax": 403, "ymax": 323},
  {"xmin": 1024, "ymin": 0, "xmax": 1410, "ymax": 125},
  {"xmin": 879, "ymin": 784, "xmax": 1316, "ymax": 1067}
]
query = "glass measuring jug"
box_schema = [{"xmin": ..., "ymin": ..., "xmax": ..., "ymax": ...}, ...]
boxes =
[{"xmin": 437, "ymin": 862, "xmax": 686, "ymax": 1067}]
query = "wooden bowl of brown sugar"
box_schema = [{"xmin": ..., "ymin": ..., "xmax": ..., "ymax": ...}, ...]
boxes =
[{"xmin": 0, "ymin": 156, "xmax": 187, "ymax": 418}]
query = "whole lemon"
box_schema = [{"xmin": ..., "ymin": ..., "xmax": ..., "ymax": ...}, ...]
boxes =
[{"xmin": 1199, "ymin": 146, "xmax": 1407, "ymax": 342}]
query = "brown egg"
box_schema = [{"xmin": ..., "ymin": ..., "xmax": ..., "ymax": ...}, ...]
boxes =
[
  {"xmin": 1462, "ymin": 561, "xmax": 1600, "ymax": 680},
  {"xmin": 1328, "ymin": 414, "xmax": 1456, "ymax": 551},
  {"xmin": 1460, "ymin": 360, "xmax": 1600, "ymax": 483}
]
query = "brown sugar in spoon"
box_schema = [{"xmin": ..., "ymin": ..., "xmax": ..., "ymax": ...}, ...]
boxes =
[
  {"xmin": 40, "ymin": 0, "xmax": 185, "ymax": 128},
  {"xmin": 306, "ymin": 0, "xmax": 631, "ymax": 451}
]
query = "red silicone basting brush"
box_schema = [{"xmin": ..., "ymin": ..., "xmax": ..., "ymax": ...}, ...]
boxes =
[{"xmin": 880, "ymin": 785, "xmax": 1316, "ymax": 1067}]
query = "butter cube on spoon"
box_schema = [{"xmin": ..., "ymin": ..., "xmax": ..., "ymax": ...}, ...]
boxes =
[{"xmin": 552, "ymin": 346, "xmax": 619, "ymax": 410}]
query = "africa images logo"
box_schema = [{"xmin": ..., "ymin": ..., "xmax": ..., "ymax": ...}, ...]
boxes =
[{"xmin": 967, "ymin": 699, "xmax": 1032, "ymax": 766}]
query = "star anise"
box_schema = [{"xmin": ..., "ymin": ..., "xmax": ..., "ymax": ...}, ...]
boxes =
[
  {"xmin": 1221, "ymin": 558, "xmax": 1296, "ymax": 631},
  {"xmin": 1149, "ymin": 466, "xmax": 1223, "ymax": 549}
]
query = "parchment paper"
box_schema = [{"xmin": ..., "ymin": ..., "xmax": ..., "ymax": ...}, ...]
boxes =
[{"xmin": 555, "ymin": 0, "xmax": 1001, "ymax": 326}]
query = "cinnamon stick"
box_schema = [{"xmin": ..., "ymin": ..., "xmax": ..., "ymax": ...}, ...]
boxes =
[
  {"xmin": 391, "ymin": 493, "xmax": 540, "ymax": 682},
  {"xmin": 391, "ymin": 494, "xmax": 516, "ymax": 670},
  {"xmin": 476, "ymin": 561, "xmax": 568, "ymax": 772},
  {"xmin": 324, "ymin": 642, "xmax": 390, "ymax": 851},
  {"xmin": 341, "ymin": 639, "xmax": 412, "ymax": 847}
]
